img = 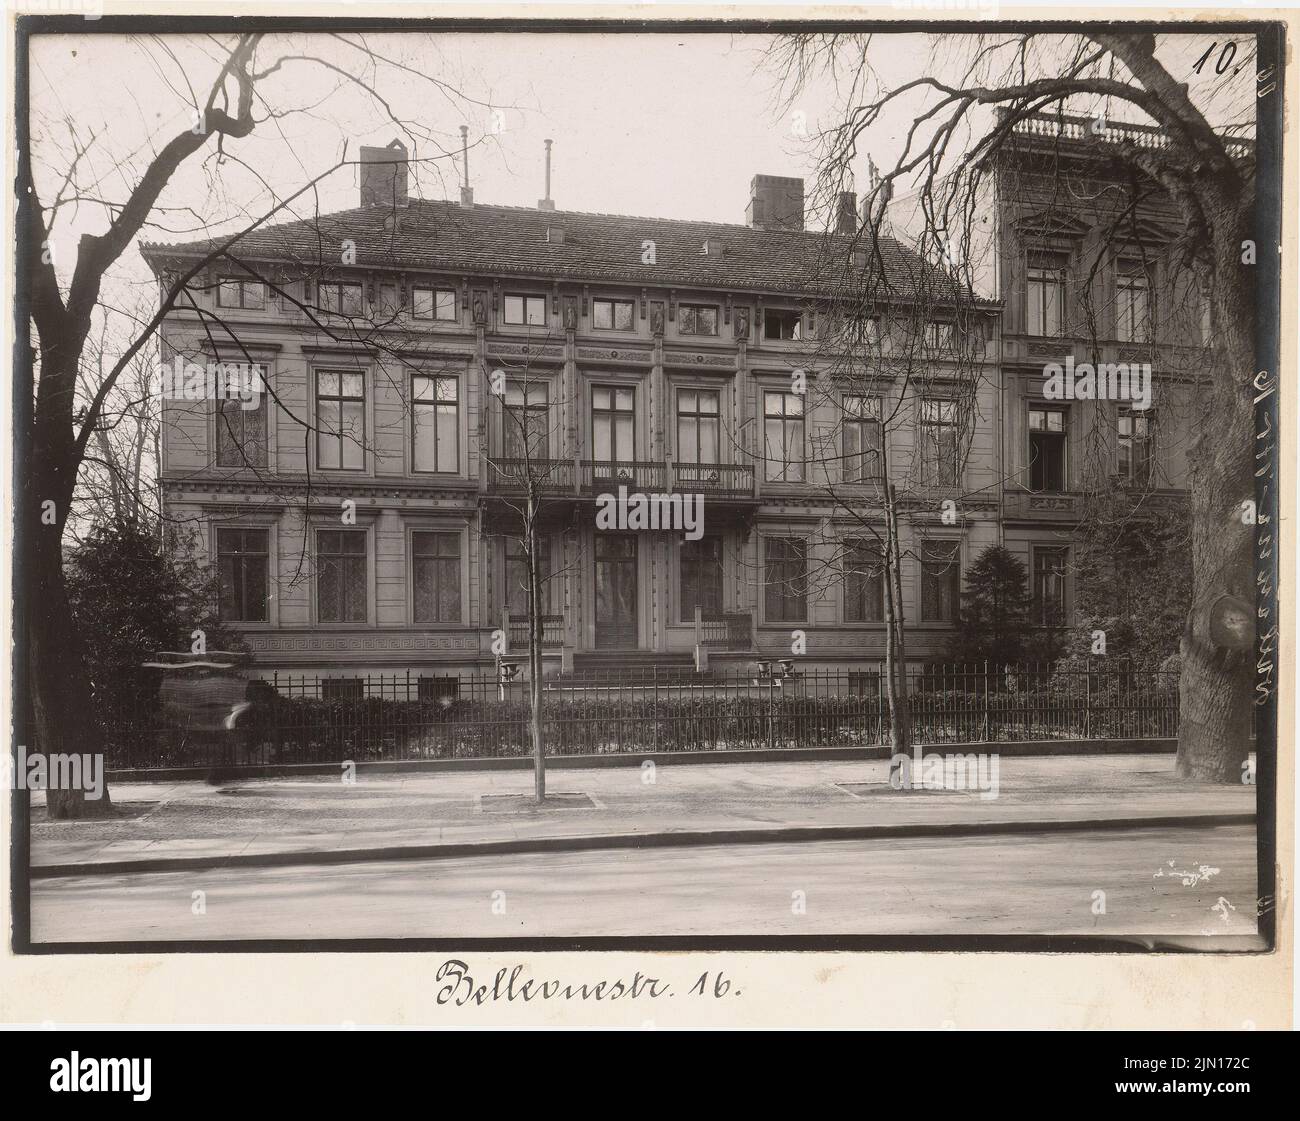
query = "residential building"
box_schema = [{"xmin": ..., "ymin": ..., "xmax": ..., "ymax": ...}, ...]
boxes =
[{"xmin": 143, "ymin": 147, "xmax": 1000, "ymax": 684}]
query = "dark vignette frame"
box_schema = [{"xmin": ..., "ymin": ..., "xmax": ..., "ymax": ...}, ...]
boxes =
[{"xmin": 8, "ymin": 13, "xmax": 1285, "ymax": 957}]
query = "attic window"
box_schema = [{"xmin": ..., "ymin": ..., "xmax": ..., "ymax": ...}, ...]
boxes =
[
  {"xmin": 547, "ymin": 226, "xmax": 566, "ymax": 244},
  {"xmin": 701, "ymin": 238, "xmax": 724, "ymax": 257},
  {"xmin": 764, "ymin": 308, "xmax": 802, "ymax": 341}
]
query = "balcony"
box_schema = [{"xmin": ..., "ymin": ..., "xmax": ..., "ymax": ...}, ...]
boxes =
[
  {"xmin": 1003, "ymin": 490, "xmax": 1081, "ymax": 521},
  {"xmin": 485, "ymin": 458, "xmax": 755, "ymax": 500}
]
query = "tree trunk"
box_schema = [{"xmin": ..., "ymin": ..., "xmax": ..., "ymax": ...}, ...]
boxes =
[
  {"xmin": 526, "ymin": 500, "xmax": 546, "ymax": 802},
  {"xmin": 26, "ymin": 410, "xmax": 114, "ymax": 820},
  {"xmin": 1175, "ymin": 206, "xmax": 1256, "ymax": 782},
  {"xmin": 883, "ymin": 482, "xmax": 912, "ymax": 753}
]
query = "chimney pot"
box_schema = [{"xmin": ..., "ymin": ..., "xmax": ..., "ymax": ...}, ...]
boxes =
[
  {"xmin": 539, "ymin": 138, "xmax": 556, "ymax": 210},
  {"xmin": 746, "ymin": 174, "xmax": 804, "ymax": 231},
  {"xmin": 359, "ymin": 139, "xmax": 409, "ymax": 209},
  {"xmin": 836, "ymin": 191, "xmax": 858, "ymax": 235}
]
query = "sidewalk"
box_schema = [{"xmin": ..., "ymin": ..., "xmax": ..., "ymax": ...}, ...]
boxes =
[{"xmin": 29, "ymin": 753, "xmax": 1255, "ymax": 877}]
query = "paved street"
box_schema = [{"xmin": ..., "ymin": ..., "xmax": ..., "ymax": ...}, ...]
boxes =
[
  {"xmin": 31, "ymin": 823, "xmax": 1258, "ymax": 941},
  {"xmin": 31, "ymin": 753, "xmax": 1254, "ymax": 873}
]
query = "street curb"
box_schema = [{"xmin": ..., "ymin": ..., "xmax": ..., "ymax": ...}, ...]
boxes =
[
  {"xmin": 30, "ymin": 809, "xmax": 1254, "ymax": 880},
  {"xmin": 105, "ymin": 738, "xmax": 1177, "ymax": 783}
]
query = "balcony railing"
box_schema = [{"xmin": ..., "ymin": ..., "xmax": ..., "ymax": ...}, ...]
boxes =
[
  {"xmin": 485, "ymin": 457, "xmax": 576, "ymax": 494},
  {"xmin": 505, "ymin": 612, "xmax": 565, "ymax": 650},
  {"xmin": 1009, "ymin": 109, "xmax": 1254, "ymax": 161},
  {"xmin": 694, "ymin": 608, "xmax": 755, "ymax": 651},
  {"xmin": 485, "ymin": 458, "xmax": 755, "ymax": 499}
]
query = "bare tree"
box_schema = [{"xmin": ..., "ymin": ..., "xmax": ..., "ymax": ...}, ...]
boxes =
[
  {"xmin": 484, "ymin": 342, "xmax": 581, "ymax": 803},
  {"xmin": 21, "ymin": 32, "xmax": 483, "ymax": 816},
  {"xmin": 769, "ymin": 31, "xmax": 1263, "ymax": 781},
  {"xmin": 731, "ymin": 219, "xmax": 996, "ymax": 753}
]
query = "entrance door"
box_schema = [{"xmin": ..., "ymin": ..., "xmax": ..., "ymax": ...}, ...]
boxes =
[{"xmin": 595, "ymin": 535, "xmax": 638, "ymax": 649}]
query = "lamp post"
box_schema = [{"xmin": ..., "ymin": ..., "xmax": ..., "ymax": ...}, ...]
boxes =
[{"xmin": 497, "ymin": 657, "xmax": 519, "ymax": 703}]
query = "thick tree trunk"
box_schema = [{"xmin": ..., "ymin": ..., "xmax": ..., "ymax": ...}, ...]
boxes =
[
  {"xmin": 1175, "ymin": 206, "xmax": 1256, "ymax": 782},
  {"xmin": 26, "ymin": 402, "xmax": 114, "ymax": 820}
]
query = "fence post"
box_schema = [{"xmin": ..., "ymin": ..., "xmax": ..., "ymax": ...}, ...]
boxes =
[
  {"xmin": 653, "ymin": 665, "xmax": 659, "ymax": 754},
  {"xmin": 877, "ymin": 661, "xmax": 884, "ymax": 746},
  {"xmin": 271, "ymin": 671, "xmax": 280, "ymax": 761},
  {"xmin": 983, "ymin": 660, "xmax": 990, "ymax": 742},
  {"xmin": 1084, "ymin": 661, "xmax": 1091, "ymax": 740}
]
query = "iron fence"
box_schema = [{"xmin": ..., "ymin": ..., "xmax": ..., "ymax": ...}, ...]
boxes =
[{"xmin": 96, "ymin": 661, "xmax": 1180, "ymax": 771}]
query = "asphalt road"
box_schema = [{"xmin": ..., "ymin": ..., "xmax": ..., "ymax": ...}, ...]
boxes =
[{"xmin": 30, "ymin": 824, "xmax": 1258, "ymax": 942}]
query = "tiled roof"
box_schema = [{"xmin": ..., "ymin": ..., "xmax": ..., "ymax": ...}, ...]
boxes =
[{"xmin": 142, "ymin": 197, "xmax": 976, "ymax": 304}]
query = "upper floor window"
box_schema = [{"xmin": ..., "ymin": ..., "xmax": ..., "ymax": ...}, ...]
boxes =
[
  {"xmin": 847, "ymin": 314, "xmax": 879, "ymax": 346},
  {"xmin": 215, "ymin": 367, "xmax": 267, "ymax": 468},
  {"xmin": 316, "ymin": 369, "xmax": 365, "ymax": 470},
  {"xmin": 503, "ymin": 293, "xmax": 546, "ymax": 326},
  {"xmin": 764, "ymin": 537, "xmax": 807, "ymax": 623},
  {"xmin": 678, "ymin": 304, "xmax": 718, "ymax": 336},
  {"xmin": 924, "ymin": 321, "xmax": 954, "ymax": 351},
  {"xmin": 317, "ymin": 281, "xmax": 364, "ymax": 317},
  {"xmin": 503, "ymin": 381, "xmax": 550, "ymax": 461},
  {"xmin": 763, "ymin": 390, "xmax": 804, "ymax": 483},
  {"xmin": 1116, "ymin": 260, "xmax": 1153, "ymax": 342},
  {"xmin": 412, "ymin": 287, "xmax": 457, "ymax": 322},
  {"xmin": 920, "ymin": 541, "xmax": 960, "ymax": 624},
  {"xmin": 1028, "ymin": 407, "xmax": 1067, "ymax": 493},
  {"xmin": 316, "ymin": 529, "xmax": 367, "ymax": 623},
  {"xmin": 592, "ymin": 385, "xmax": 636, "ymax": 465},
  {"xmin": 843, "ymin": 538, "xmax": 884, "ymax": 624},
  {"xmin": 1026, "ymin": 259, "xmax": 1065, "ymax": 337},
  {"xmin": 412, "ymin": 531, "xmax": 461, "ymax": 624},
  {"xmin": 1117, "ymin": 409, "xmax": 1155, "ymax": 487},
  {"xmin": 764, "ymin": 308, "xmax": 802, "ymax": 340},
  {"xmin": 217, "ymin": 277, "xmax": 265, "ymax": 310},
  {"xmin": 593, "ymin": 298, "xmax": 635, "ymax": 331},
  {"xmin": 412, "ymin": 374, "xmax": 459, "ymax": 473},
  {"xmin": 1032, "ymin": 547, "xmax": 1069, "ymax": 626},
  {"xmin": 919, "ymin": 398, "xmax": 959, "ymax": 487},
  {"xmin": 842, "ymin": 395, "xmax": 882, "ymax": 483},
  {"xmin": 217, "ymin": 528, "xmax": 269, "ymax": 622},
  {"xmin": 676, "ymin": 389, "xmax": 719, "ymax": 465}
]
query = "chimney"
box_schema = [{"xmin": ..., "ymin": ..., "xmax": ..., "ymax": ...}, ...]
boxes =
[
  {"xmin": 836, "ymin": 191, "xmax": 858, "ymax": 235},
  {"xmin": 538, "ymin": 139, "xmax": 556, "ymax": 211},
  {"xmin": 359, "ymin": 139, "xmax": 408, "ymax": 208},
  {"xmin": 746, "ymin": 174, "xmax": 804, "ymax": 231},
  {"xmin": 459, "ymin": 125, "xmax": 474, "ymax": 208}
]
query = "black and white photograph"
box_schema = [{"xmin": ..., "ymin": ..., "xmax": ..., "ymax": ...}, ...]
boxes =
[{"xmin": 2, "ymin": 3, "xmax": 1291, "ymax": 1037}]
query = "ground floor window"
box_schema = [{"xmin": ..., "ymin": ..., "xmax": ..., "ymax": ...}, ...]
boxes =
[
  {"xmin": 764, "ymin": 537, "xmax": 807, "ymax": 622},
  {"xmin": 920, "ymin": 540, "xmax": 960, "ymax": 624},
  {"xmin": 412, "ymin": 531, "xmax": 461, "ymax": 624},
  {"xmin": 217, "ymin": 527, "xmax": 269, "ymax": 622},
  {"xmin": 316, "ymin": 529, "xmax": 367, "ymax": 623},
  {"xmin": 1032, "ymin": 546, "xmax": 1069, "ymax": 626}
]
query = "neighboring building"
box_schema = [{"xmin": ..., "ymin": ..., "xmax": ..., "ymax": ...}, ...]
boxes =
[
  {"xmin": 143, "ymin": 146, "xmax": 1000, "ymax": 684},
  {"xmin": 991, "ymin": 110, "xmax": 1238, "ymax": 632}
]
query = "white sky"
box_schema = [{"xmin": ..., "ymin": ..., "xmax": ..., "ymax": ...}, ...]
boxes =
[{"xmin": 28, "ymin": 28, "xmax": 1253, "ymax": 295}]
